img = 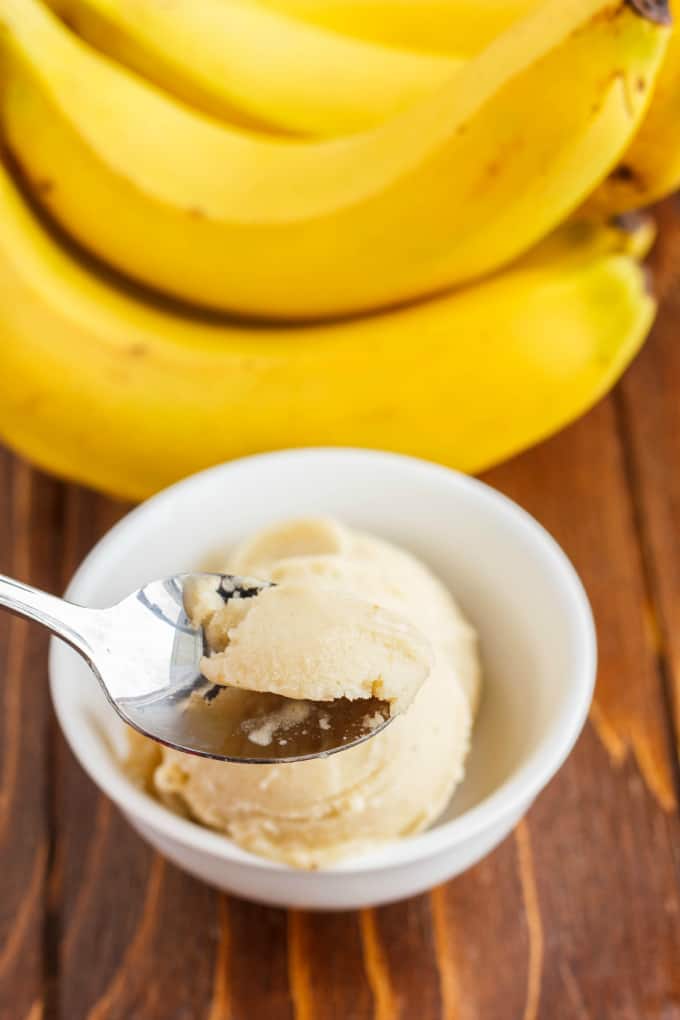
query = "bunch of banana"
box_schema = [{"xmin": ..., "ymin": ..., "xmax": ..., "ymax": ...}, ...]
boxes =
[
  {"xmin": 0, "ymin": 160, "xmax": 655, "ymax": 499},
  {"xmin": 0, "ymin": 0, "xmax": 675, "ymax": 499},
  {"xmin": 0, "ymin": 0, "xmax": 671, "ymax": 318}
]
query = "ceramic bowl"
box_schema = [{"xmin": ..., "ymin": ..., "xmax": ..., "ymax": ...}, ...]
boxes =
[{"xmin": 50, "ymin": 449, "xmax": 596, "ymax": 910}]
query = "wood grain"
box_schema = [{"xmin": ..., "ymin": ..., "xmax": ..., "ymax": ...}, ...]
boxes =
[
  {"xmin": 227, "ymin": 900, "xmax": 292, "ymax": 1020},
  {"xmin": 1, "ymin": 208, "xmax": 680, "ymax": 1020},
  {"xmin": 288, "ymin": 911, "xmax": 372, "ymax": 1020},
  {"xmin": 428, "ymin": 837, "xmax": 530, "ymax": 1020}
]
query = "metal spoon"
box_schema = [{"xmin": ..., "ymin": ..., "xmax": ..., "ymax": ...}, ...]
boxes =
[{"xmin": 0, "ymin": 572, "xmax": 391, "ymax": 763}]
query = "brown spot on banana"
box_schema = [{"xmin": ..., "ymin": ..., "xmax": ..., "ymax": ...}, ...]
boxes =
[
  {"xmin": 625, "ymin": 0, "xmax": 672, "ymax": 25},
  {"xmin": 127, "ymin": 343, "xmax": 149, "ymax": 358},
  {"xmin": 34, "ymin": 178, "xmax": 55, "ymax": 196}
]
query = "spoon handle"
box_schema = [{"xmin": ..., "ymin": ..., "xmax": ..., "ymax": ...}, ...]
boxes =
[{"xmin": 0, "ymin": 573, "xmax": 95, "ymax": 658}]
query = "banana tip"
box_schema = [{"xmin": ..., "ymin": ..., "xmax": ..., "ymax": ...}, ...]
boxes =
[{"xmin": 625, "ymin": 0, "xmax": 673, "ymax": 26}]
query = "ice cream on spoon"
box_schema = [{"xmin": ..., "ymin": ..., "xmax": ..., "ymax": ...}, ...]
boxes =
[{"xmin": 184, "ymin": 572, "xmax": 433, "ymax": 756}]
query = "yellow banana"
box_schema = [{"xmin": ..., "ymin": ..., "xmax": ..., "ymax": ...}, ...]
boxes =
[
  {"xmin": 586, "ymin": 13, "xmax": 680, "ymax": 214},
  {"xmin": 0, "ymin": 0, "xmax": 669, "ymax": 320},
  {"xmin": 0, "ymin": 159, "xmax": 655, "ymax": 501},
  {"xmin": 250, "ymin": 0, "xmax": 540, "ymax": 55},
  {"xmin": 45, "ymin": 0, "xmax": 463, "ymax": 137}
]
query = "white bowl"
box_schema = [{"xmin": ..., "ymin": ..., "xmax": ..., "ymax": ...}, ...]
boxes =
[{"xmin": 50, "ymin": 449, "xmax": 595, "ymax": 910}]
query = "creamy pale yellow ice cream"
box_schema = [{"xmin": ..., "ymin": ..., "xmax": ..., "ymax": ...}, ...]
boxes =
[
  {"xmin": 185, "ymin": 576, "xmax": 433, "ymax": 716},
  {"xmin": 139, "ymin": 517, "xmax": 480, "ymax": 868}
]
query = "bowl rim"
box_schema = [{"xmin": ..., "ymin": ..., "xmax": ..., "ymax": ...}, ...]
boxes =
[{"xmin": 50, "ymin": 447, "xmax": 596, "ymax": 875}]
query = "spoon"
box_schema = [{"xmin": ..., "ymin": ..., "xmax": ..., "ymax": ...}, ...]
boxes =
[{"xmin": 0, "ymin": 572, "xmax": 391, "ymax": 763}]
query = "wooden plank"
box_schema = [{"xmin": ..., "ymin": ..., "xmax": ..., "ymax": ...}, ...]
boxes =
[
  {"xmin": 228, "ymin": 899, "xmax": 293, "ymax": 1019},
  {"xmin": 429, "ymin": 835, "xmax": 531, "ymax": 1020},
  {"xmin": 0, "ymin": 452, "xmax": 62, "ymax": 1020},
  {"xmin": 287, "ymin": 910, "xmax": 371, "ymax": 1020},
  {"xmin": 617, "ymin": 195, "xmax": 680, "ymax": 749},
  {"xmin": 359, "ymin": 898, "xmax": 443, "ymax": 1020}
]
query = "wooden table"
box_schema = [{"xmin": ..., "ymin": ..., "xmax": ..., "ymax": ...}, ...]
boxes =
[{"xmin": 2, "ymin": 202, "xmax": 680, "ymax": 1020}]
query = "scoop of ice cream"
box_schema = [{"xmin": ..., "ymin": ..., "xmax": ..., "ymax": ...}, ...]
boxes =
[
  {"xmin": 149, "ymin": 517, "xmax": 480, "ymax": 868},
  {"xmin": 190, "ymin": 579, "xmax": 432, "ymax": 716}
]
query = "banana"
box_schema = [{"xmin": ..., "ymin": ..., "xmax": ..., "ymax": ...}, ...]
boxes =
[
  {"xmin": 249, "ymin": 0, "xmax": 540, "ymax": 55},
  {"xmin": 0, "ymin": 0, "xmax": 669, "ymax": 320},
  {"xmin": 0, "ymin": 159, "xmax": 655, "ymax": 501},
  {"xmin": 585, "ymin": 14, "xmax": 680, "ymax": 214},
  {"xmin": 45, "ymin": 0, "xmax": 463, "ymax": 137}
]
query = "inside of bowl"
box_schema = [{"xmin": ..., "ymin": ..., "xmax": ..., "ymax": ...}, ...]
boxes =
[{"xmin": 53, "ymin": 452, "xmax": 590, "ymax": 851}]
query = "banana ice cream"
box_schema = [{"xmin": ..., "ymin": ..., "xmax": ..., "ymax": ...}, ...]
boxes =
[
  {"xmin": 135, "ymin": 517, "xmax": 481, "ymax": 868},
  {"xmin": 185, "ymin": 576, "xmax": 433, "ymax": 717}
]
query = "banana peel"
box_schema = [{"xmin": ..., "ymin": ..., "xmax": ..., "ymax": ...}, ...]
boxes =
[{"xmin": 250, "ymin": 0, "xmax": 540, "ymax": 55}]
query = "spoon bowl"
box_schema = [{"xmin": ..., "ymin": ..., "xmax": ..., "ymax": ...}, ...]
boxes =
[{"xmin": 0, "ymin": 572, "xmax": 391, "ymax": 762}]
